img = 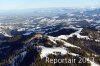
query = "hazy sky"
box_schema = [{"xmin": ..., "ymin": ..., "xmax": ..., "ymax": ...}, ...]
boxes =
[{"xmin": 0, "ymin": 0, "xmax": 100, "ymax": 10}]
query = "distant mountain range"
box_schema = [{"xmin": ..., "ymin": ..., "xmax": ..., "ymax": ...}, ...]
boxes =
[{"xmin": 0, "ymin": 7, "xmax": 86, "ymax": 16}]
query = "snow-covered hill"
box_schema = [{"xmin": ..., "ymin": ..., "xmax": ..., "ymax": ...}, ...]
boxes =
[{"xmin": 0, "ymin": 7, "xmax": 100, "ymax": 66}]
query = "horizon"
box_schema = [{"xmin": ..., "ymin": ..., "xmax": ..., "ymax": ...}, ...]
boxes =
[{"xmin": 0, "ymin": 0, "xmax": 100, "ymax": 11}]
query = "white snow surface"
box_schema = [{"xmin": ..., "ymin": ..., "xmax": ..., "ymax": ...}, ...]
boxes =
[
  {"xmin": 67, "ymin": 28, "xmax": 89, "ymax": 39},
  {"xmin": 39, "ymin": 46, "xmax": 67, "ymax": 59},
  {"xmin": 48, "ymin": 36, "xmax": 80, "ymax": 48},
  {"xmin": 64, "ymin": 41, "xmax": 80, "ymax": 48},
  {"xmin": 68, "ymin": 52, "xmax": 79, "ymax": 56},
  {"xmin": 0, "ymin": 31, "xmax": 12, "ymax": 37},
  {"xmin": 23, "ymin": 32, "xmax": 32, "ymax": 35},
  {"xmin": 58, "ymin": 28, "xmax": 89, "ymax": 40},
  {"xmin": 17, "ymin": 28, "xmax": 26, "ymax": 31},
  {"xmin": 87, "ymin": 58, "xmax": 100, "ymax": 66}
]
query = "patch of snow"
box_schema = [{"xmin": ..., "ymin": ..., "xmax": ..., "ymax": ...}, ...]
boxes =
[
  {"xmin": 58, "ymin": 35, "xmax": 69, "ymax": 40},
  {"xmin": 39, "ymin": 46, "xmax": 67, "ymax": 59},
  {"xmin": 52, "ymin": 16, "xmax": 59, "ymax": 19},
  {"xmin": 95, "ymin": 20, "xmax": 100, "ymax": 23},
  {"xmin": 84, "ymin": 19, "xmax": 93, "ymax": 23},
  {"xmin": 67, "ymin": 13, "xmax": 74, "ymax": 16},
  {"xmin": 48, "ymin": 36, "xmax": 80, "ymax": 48},
  {"xmin": 64, "ymin": 41, "xmax": 80, "ymax": 48},
  {"xmin": 92, "ymin": 14, "xmax": 97, "ymax": 17},
  {"xmin": 4, "ymin": 33, "xmax": 12, "ymax": 37},
  {"xmin": 67, "ymin": 28, "xmax": 89, "ymax": 39},
  {"xmin": 23, "ymin": 32, "xmax": 32, "ymax": 35},
  {"xmin": 87, "ymin": 58, "xmax": 99, "ymax": 66},
  {"xmin": 36, "ymin": 27, "xmax": 41, "ymax": 29},
  {"xmin": 0, "ymin": 31, "xmax": 12, "ymax": 37},
  {"xmin": 58, "ymin": 28, "xmax": 89, "ymax": 40},
  {"xmin": 68, "ymin": 52, "xmax": 79, "ymax": 56},
  {"xmin": 96, "ymin": 26, "xmax": 100, "ymax": 30},
  {"xmin": 95, "ymin": 39, "xmax": 100, "ymax": 42},
  {"xmin": 35, "ymin": 17, "xmax": 44, "ymax": 20},
  {"xmin": 17, "ymin": 28, "xmax": 26, "ymax": 31},
  {"xmin": 48, "ymin": 36, "xmax": 57, "ymax": 44}
]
